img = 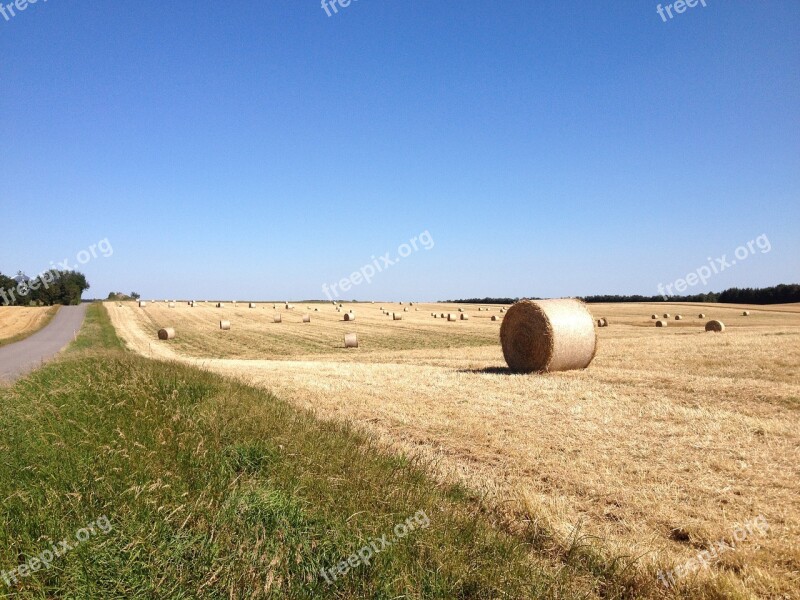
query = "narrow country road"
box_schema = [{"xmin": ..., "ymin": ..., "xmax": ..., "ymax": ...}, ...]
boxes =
[{"xmin": 0, "ymin": 304, "xmax": 88, "ymax": 382}]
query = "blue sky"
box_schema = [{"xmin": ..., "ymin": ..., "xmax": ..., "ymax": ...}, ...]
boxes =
[{"xmin": 1, "ymin": 1, "xmax": 798, "ymax": 301}]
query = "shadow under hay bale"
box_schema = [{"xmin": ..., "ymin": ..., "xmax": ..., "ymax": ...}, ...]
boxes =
[
  {"xmin": 705, "ymin": 320, "xmax": 725, "ymax": 332},
  {"xmin": 500, "ymin": 299, "xmax": 597, "ymax": 373}
]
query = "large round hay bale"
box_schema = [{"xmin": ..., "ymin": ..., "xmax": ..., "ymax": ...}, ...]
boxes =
[
  {"xmin": 651, "ymin": 314, "xmax": 658, "ymax": 319},
  {"xmin": 705, "ymin": 320, "xmax": 725, "ymax": 332},
  {"xmin": 491, "ymin": 315, "xmax": 498, "ymax": 321},
  {"xmin": 596, "ymin": 318, "xmax": 607, "ymax": 327},
  {"xmin": 500, "ymin": 299, "xmax": 597, "ymax": 373},
  {"xmin": 393, "ymin": 313, "xmax": 403, "ymax": 320},
  {"xmin": 344, "ymin": 312, "xmax": 355, "ymax": 321},
  {"xmin": 500, "ymin": 308, "xmax": 505, "ymax": 313},
  {"xmin": 273, "ymin": 314, "xmax": 282, "ymax": 323},
  {"xmin": 440, "ymin": 313, "xmax": 446, "ymax": 318},
  {"xmin": 655, "ymin": 320, "xmax": 667, "ymax": 327},
  {"xmin": 460, "ymin": 313, "xmax": 469, "ymax": 320},
  {"xmin": 157, "ymin": 328, "xmax": 175, "ymax": 340},
  {"xmin": 674, "ymin": 315, "xmax": 683, "ymax": 321},
  {"xmin": 742, "ymin": 310, "xmax": 750, "ymax": 316},
  {"xmin": 314, "ymin": 308, "xmax": 319, "ymax": 312},
  {"xmin": 219, "ymin": 320, "xmax": 231, "ymax": 330},
  {"xmin": 698, "ymin": 313, "xmax": 705, "ymax": 318},
  {"xmin": 433, "ymin": 314, "xmax": 439, "ymax": 318},
  {"xmin": 447, "ymin": 313, "xmax": 457, "ymax": 322},
  {"xmin": 168, "ymin": 302, "xmax": 176, "ymax": 308},
  {"xmin": 249, "ymin": 303, "xmax": 257, "ymax": 309},
  {"xmin": 663, "ymin": 313, "xmax": 670, "ymax": 318},
  {"xmin": 458, "ymin": 308, "xmax": 464, "ymax": 312},
  {"xmin": 403, "ymin": 307, "xmax": 409, "ymax": 312},
  {"xmin": 217, "ymin": 302, "xmax": 225, "ymax": 308},
  {"xmin": 302, "ymin": 314, "xmax": 311, "ymax": 323},
  {"xmin": 344, "ymin": 333, "xmax": 358, "ymax": 348},
  {"xmin": 139, "ymin": 301, "xmax": 148, "ymax": 308}
]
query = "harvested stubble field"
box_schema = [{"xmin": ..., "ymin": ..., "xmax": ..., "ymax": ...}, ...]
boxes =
[
  {"xmin": 0, "ymin": 305, "xmax": 59, "ymax": 346},
  {"xmin": 107, "ymin": 300, "xmax": 800, "ymax": 598}
]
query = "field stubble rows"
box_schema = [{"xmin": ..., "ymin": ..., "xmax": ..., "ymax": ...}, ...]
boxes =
[{"xmin": 106, "ymin": 300, "xmax": 800, "ymax": 598}]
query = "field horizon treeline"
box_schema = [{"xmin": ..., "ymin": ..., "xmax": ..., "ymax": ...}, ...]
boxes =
[
  {"xmin": 0, "ymin": 270, "xmax": 89, "ymax": 307},
  {"xmin": 446, "ymin": 283, "xmax": 800, "ymax": 305}
]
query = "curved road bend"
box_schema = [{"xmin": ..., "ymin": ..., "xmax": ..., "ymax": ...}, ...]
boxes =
[{"xmin": 0, "ymin": 304, "xmax": 88, "ymax": 383}]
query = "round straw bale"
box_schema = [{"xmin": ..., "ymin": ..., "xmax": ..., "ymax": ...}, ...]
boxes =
[
  {"xmin": 168, "ymin": 302, "xmax": 176, "ymax": 308},
  {"xmin": 491, "ymin": 315, "xmax": 498, "ymax": 321},
  {"xmin": 219, "ymin": 320, "xmax": 231, "ymax": 330},
  {"xmin": 742, "ymin": 310, "xmax": 750, "ymax": 316},
  {"xmin": 393, "ymin": 313, "xmax": 403, "ymax": 320},
  {"xmin": 447, "ymin": 313, "xmax": 457, "ymax": 321},
  {"xmin": 344, "ymin": 312, "xmax": 355, "ymax": 321},
  {"xmin": 157, "ymin": 328, "xmax": 175, "ymax": 340},
  {"xmin": 273, "ymin": 314, "xmax": 282, "ymax": 323},
  {"xmin": 663, "ymin": 313, "xmax": 670, "ymax": 318},
  {"xmin": 403, "ymin": 307, "xmax": 409, "ymax": 312},
  {"xmin": 500, "ymin": 299, "xmax": 597, "ymax": 373},
  {"xmin": 655, "ymin": 320, "xmax": 667, "ymax": 327},
  {"xmin": 651, "ymin": 314, "xmax": 658, "ymax": 319},
  {"xmin": 500, "ymin": 308, "xmax": 505, "ymax": 313},
  {"xmin": 139, "ymin": 301, "xmax": 148, "ymax": 308},
  {"xmin": 705, "ymin": 320, "xmax": 725, "ymax": 332},
  {"xmin": 596, "ymin": 318, "xmax": 607, "ymax": 327},
  {"xmin": 314, "ymin": 308, "xmax": 319, "ymax": 311},
  {"xmin": 674, "ymin": 315, "xmax": 682, "ymax": 321},
  {"xmin": 249, "ymin": 303, "xmax": 256, "ymax": 309},
  {"xmin": 458, "ymin": 308, "xmax": 464, "ymax": 312},
  {"xmin": 440, "ymin": 313, "xmax": 446, "ymax": 318},
  {"xmin": 460, "ymin": 313, "xmax": 469, "ymax": 320},
  {"xmin": 698, "ymin": 313, "xmax": 705, "ymax": 318},
  {"xmin": 434, "ymin": 314, "xmax": 439, "ymax": 318},
  {"xmin": 344, "ymin": 333, "xmax": 358, "ymax": 348},
  {"xmin": 302, "ymin": 314, "xmax": 311, "ymax": 323},
  {"xmin": 217, "ymin": 303, "xmax": 224, "ymax": 308}
]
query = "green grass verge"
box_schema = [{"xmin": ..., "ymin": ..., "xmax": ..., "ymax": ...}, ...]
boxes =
[
  {"xmin": 0, "ymin": 304, "xmax": 644, "ymax": 598},
  {"xmin": 0, "ymin": 306, "xmax": 60, "ymax": 348}
]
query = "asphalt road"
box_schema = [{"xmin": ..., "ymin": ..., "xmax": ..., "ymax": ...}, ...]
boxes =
[{"xmin": 0, "ymin": 304, "xmax": 88, "ymax": 382}]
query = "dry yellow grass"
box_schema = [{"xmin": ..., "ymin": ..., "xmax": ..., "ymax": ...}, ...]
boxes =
[
  {"xmin": 0, "ymin": 306, "xmax": 59, "ymax": 346},
  {"xmin": 106, "ymin": 300, "xmax": 800, "ymax": 598}
]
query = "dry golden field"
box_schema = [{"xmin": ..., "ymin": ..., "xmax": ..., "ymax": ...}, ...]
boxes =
[
  {"xmin": 0, "ymin": 305, "xmax": 59, "ymax": 346},
  {"xmin": 106, "ymin": 300, "xmax": 800, "ymax": 598}
]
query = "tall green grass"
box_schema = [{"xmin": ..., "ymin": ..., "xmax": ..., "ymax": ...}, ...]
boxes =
[{"xmin": 0, "ymin": 304, "xmax": 642, "ymax": 598}]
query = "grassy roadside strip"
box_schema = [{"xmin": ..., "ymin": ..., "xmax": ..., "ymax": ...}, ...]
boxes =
[
  {"xmin": 0, "ymin": 306, "xmax": 60, "ymax": 348},
  {"xmin": 0, "ymin": 304, "xmax": 648, "ymax": 598}
]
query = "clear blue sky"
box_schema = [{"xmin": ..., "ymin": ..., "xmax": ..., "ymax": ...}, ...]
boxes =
[{"xmin": 2, "ymin": 1, "xmax": 798, "ymax": 301}]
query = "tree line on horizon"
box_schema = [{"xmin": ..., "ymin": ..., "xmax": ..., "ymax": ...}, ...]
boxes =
[
  {"xmin": 446, "ymin": 284, "xmax": 800, "ymax": 305},
  {"xmin": 0, "ymin": 270, "xmax": 90, "ymax": 307}
]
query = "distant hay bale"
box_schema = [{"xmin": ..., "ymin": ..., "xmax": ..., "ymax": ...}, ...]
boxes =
[
  {"xmin": 674, "ymin": 315, "xmax": 683, "ymax": 321},
  {"xmin": 705, "ymin": 320, "xmax": 725, "ymax": 332},
  {"xmin": 447, "ymin": 314, "xmax": 457, "ymax": 321},
  {"xmin": 655, "ymin": 320, "xmax": 667, "ymax": 327},
  {"xmin": 500, "ymin": 308, "xmax": 505, "ymax": 313},
  {"xmin": 458, "ymin": 308, "xmax": 464, "ymax": 312},
  {"xmin": 403, "ymin": 307, "xmax": 409, "ymax": 312},
  {"xmin": 314, "ymin": 308, "xmax": 319, "ymax": 312},
  {"xmin": 392, "ymin": 313, "xmax": 403, "ymax": 320},
  {"xmin": 742, "ymin": 310, "xmax": 750, "ymax": 316},
  {"xmin": 663, "ymin": 313, "xmax": 670, "ymax": 318},
  {"xmin": 434, "ymin": 314, "xmax": 439, "ymax": 318},
  {"xmin": 698, "ymin": 313, "xmax": 706, "ymax": 318},
  {"xmin": 460, "ymin": 313, "xmax": 469, "ymax": 320},
  {"xmin": 344, "ymin": 333, "xmax": 358, "ymax": 348},
  {"xmin": 302, "ymin": 314, "xmax": 311, "ymax": 323},
  {"xmin": 651, "ymin": 314, "xmax": 658, "ymax": 319},
  {"xmin": 491, "ymin": 315, "xmax": 498, "ymax": 321},
  {"xmin": 273, "ymin": 314, "xmax": 282, "ymax": 323},
  {"xmin": 500, "ymin": 299, "xmax": 597, "ymax": 373},
  {"xmin": 157, "ymin": 328, "xmax": 175, "ymax": 340},
  {"xmin": 249, "ymin": 303, "xmax": 256, "ymax": 309},
  {"xmin": 169, "ymin": 302, "xmax": 176, "ymax": 308},
  {"xmin": 440, "ymin": 313, "xmax": 446, "ymax": 318},
  {"xmin": 139, "ymin": 301, "xmax": 148, "ymax": 308},
  {"xmin": 217, "ymin": 303, "xmax": 224, "ymax": 308},
  {"xmin": 344, "ymin": 312, "xmax": 355, "ymax": 321},
  {"xmin": 219, "ymin": 320, "xmax": 231, "ymax": 330},
  {"xmin": 596, "ymin": 318, "xmax": 607, "ymax": 327},
  {"xmin": 409, "ymin": 302, "xmax": 414, "ymax": 306}
]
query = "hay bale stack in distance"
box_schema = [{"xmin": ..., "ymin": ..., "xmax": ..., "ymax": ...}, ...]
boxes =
[
  {"xmin": 500, "ymin": 299, "xmax": 597, "ymax": 373},
  {"xmin": 273, "ymin": 314, "xmax": 282, "ymax": 323},
  {"xmin": 705, "ymin": 320, "xmax": 725, "ymax": 332},
  {"xmin": 302, "ymin": 314, "xmax": 311, "ymax": 323},
  {"xmin": 655, "ymin": 320, "xmax": 667, "ymax": 327},
  {"xmin": 157, "ymin": 328, "xmax": 176, "ymax": 340},
  {"xmin": 344, "ymin": 333, "xmax": 358, "ymax": 348},
  {"xmin": 219, "ymin": 320, "xmax": 231, "ymax": 331},
  {"xmin": 344, "ymin": 312, "xmax": 355, "ymax": 321}
]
